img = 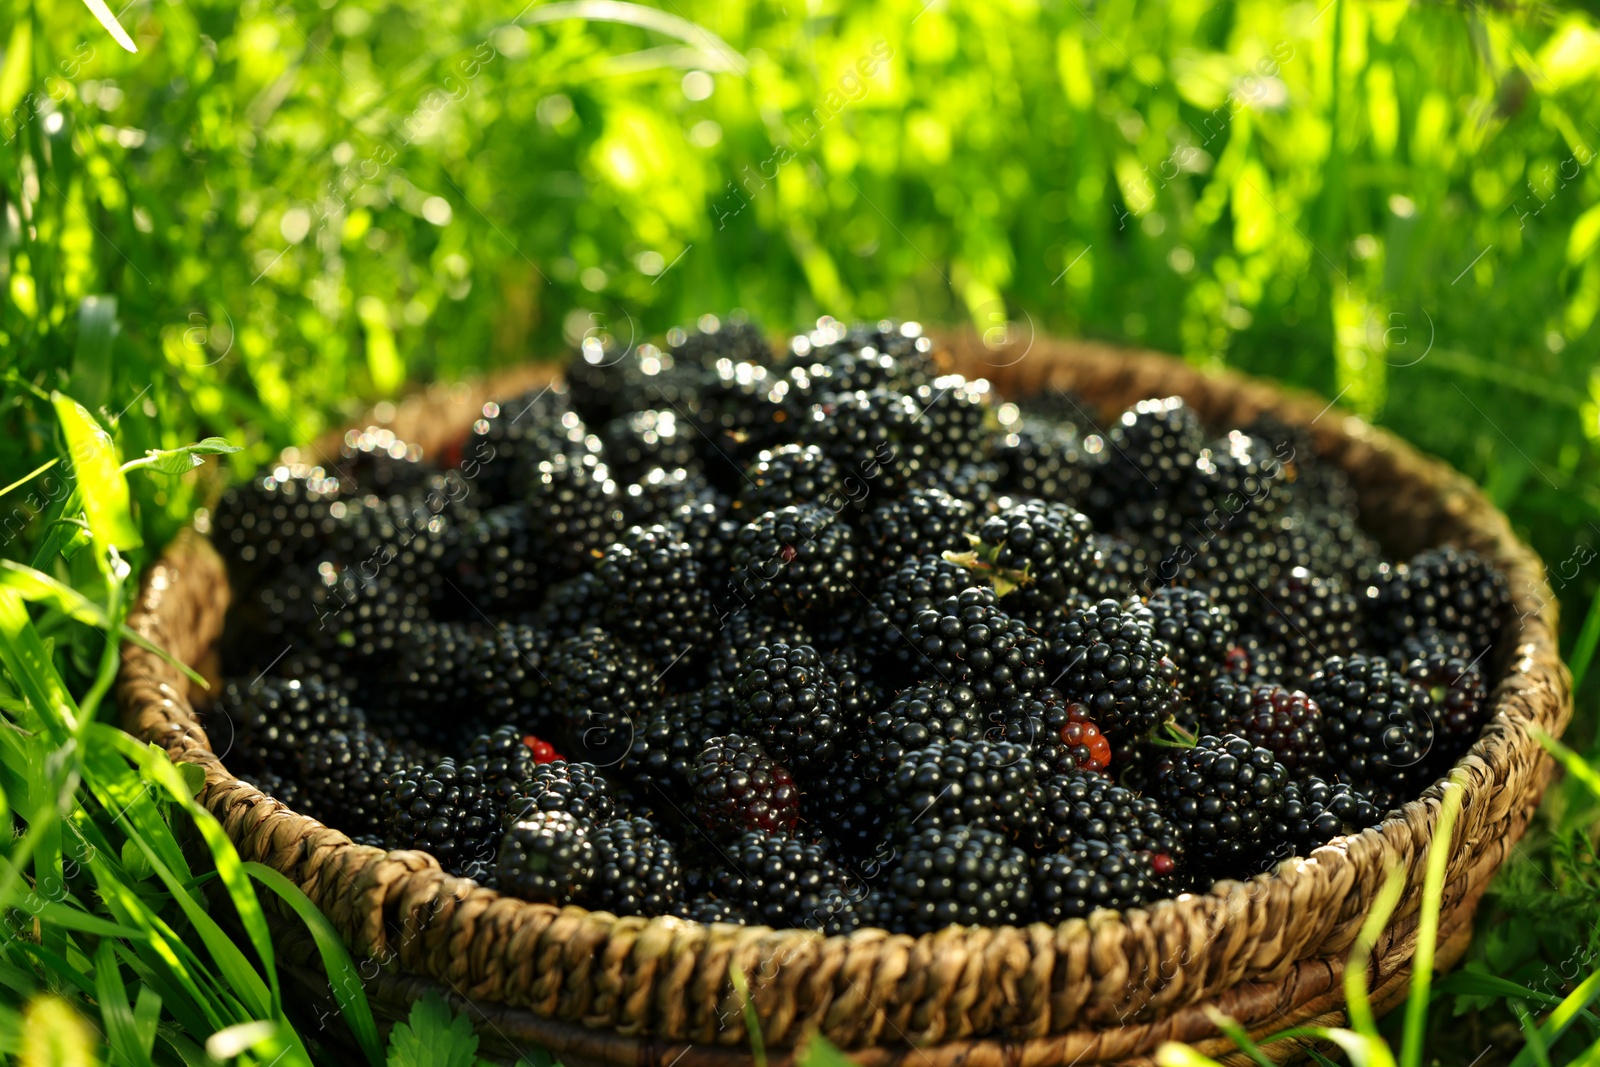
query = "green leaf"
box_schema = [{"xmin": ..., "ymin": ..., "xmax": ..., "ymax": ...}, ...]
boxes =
[
  {"xmin": 798, "ymin": 1034, "xmax": 858, "ymax": 1067},
  {"xmin": 125, "ymin": 437, "xmax": 242, "ymax": 477},
  {"xmin": 0, "ymin": 19, "xmax": 31, "ymax": 116},
  {"xmin": 245, "ymin": 861, "xmax": 384, "ymax": 1067},
  {"xmin": 52, "ymin": 391, "xmax": 142, "ymax": 551},
  {"xmin": 386, "ymin": 992, "xmax": 479, "ymax": 1067},
  {"xmin": 95, "ymin": 940, "xmax": 156, "ymax": 1067},
  {"xmin": 80, "ymin": 0, "xmax": 138, "ymax": 52},
  {"xmin": 71, "ymin": 296, "xmax": 118, "ymax": 414}
]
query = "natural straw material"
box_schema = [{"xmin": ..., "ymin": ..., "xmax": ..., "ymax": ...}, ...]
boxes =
[{"xmin": 118, "ymin": 334, "xmax": 1572, "ymax": 1066}]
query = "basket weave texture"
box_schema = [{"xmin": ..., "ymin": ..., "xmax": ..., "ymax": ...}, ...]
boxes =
[{"xmin": 117, "ymin": 334, "xmax": 1572, "ymax": 1066}]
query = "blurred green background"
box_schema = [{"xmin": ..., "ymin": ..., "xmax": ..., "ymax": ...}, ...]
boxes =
[{"xmin": 5, "ymin": 0, "xmax": 1600, "ymax": 1060}]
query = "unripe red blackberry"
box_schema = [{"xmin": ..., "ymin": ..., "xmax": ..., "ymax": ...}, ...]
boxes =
[
  {"xmin": 1045, "ymin": 599, "xmax": 1179, "ymax": 737},
  {"xmin": 990, "ymin": 690, "xmax": 1113, "ymax": 776},
  {"xmin": 1198, "ymin": 679, "xmax": 1327, "ymax": 775},
  {"xmin": 690, "ymin": 734, "xmax": 800, "ymax": 836}
]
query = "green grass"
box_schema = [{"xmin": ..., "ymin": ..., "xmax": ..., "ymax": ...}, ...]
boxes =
[{"xmin": 3, "ymin": 0, "xmax": 1600, "ymax": 1062}]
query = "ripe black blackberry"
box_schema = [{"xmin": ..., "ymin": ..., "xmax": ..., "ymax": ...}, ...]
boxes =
[
  {"xmin": 244, "ymin": 562, "xmax": 431, "ymax": 669},
  {"xmin": 506, "ymin": 759, "xmax": 620, "ymax": 828},
  {"xmin": 1367, "ymin": 547, "xmax": 1510, "ymax": 657},
  {"xmin": 624, "ymin": 684, "xmax": 738, "ymax": 799},
  {"xmin": 734, "ymin": 643, "xmax": 851, "ymax": 773},
  {"xmin": 1395, "ymin": 630, "xmax": 1489, "ymax": 742},
  {"xmin": 1035, "ymin": 839, "xmax": 1157, "ymax": 921},
  {"xmin": 811, "ymin": 751, "xmax": 890, "ymax": 859},
  {"xmin": 799, "ymin": 317, "xmax": 939, "ymax": 388},
  {"xmin": 376, "ymin": 621, "xmax": 546, "ymax": 750},
  {"xmin": 327, "ymin": 492, "xmax": 454, "ymax": 604},
  {"xmin": 1177, "ymin": 431, "xmax": 1291, "ymax": 538},
  {"xmin": 1162, "ymin": 531, "xmax": 1274, "ymax": 624},
  {"xmin": 991, "ymin": 690, "xmax": 1114, "ymax": 776},
  {"xmin": 858, "ymin": 488, "xmax": 973, "ymax": 580},
  {"xmin": 715, "ymin": 831, "xmax": 860, "ymax": 933},
  {"xmin": 914, "ymin": 374, "xmax": 996, "ymax": 468},
  {"xmin": 1267, "ymin": 777, "xmax": 1382, "ymax": 858},
  {"xmin": 690, "ymin": 734, "xmax": 800, "ymax": 836},
  {"xmin": 1143, "ymin": 587, "xmax": 1237, "ymax": 702},
  {"xmin": 886, "ymin": 825, "xmax": 1032, "ymax": 933},
  {"xmin": 862, "ymin": 681, "xmax": 987, "ymax": 774},
  {"xmin": 1155, "ymin": 734, "xmax": 1290, "ymax": 875},
  {"xmin": 522, "ymin": 451, "xmax": 623, "ymax": 574},
  {"xmin": 494, "ymin": 810, "xmax": 595, "ymax": 904},
  {"xmin": 236, "ymin": 768, "xmax": 304, "ymax": 812},
  {"xmin": 447, "ymin": 504, "xmax": 542, "ymax": 614},
  {"xmin": 1263, "ymin": 505, "xmax": 1385, "ymax": 588},
  {"xmin": 1197, "ymin": 679, "xmax": 1327, "ymax": 775},
  {"xmin": 526, "ymin": 572, "xmax": 606, "ymax": 633},
  {"xmin": 1037, "ymin": 771, "xmax": 1183, "ymax": 864},
  {"xmin": 602, "ymin": 409, "xmax": 700, "ymax": 481},
  {"xmin": 215, "ymin": 676, "xmax": 364, "ymax": 775},
  {"xmin": 702, "ymin": 612, "xmax": 812, "ymax": 685},
  {"xmin": 212, "ymin": 463, "xmax": 343, "ymax": 573},
  {"xmin": 1045, "ymin": 599, "xmax": 1179, "ymax": 737},
  {"xmin": 994, "ymin": 420, "xmax": 1098, "ymax": 505},
  {"xmin": 885, "ymin": 738, "xmax": 1042, "ymax": 840},
  {"xmin": 694, "ymin": 361, "xmax": 822, "ymax": 483},
  {"xmin": 586, "ymin": 817, "xmax": 684, "ymax": 917},
  {"xmin": 736, "ymin": 444, "xmax": 844, "ymax": 516},
  {"xmin": 595, "ymin": 525, "xmax": 715, "ymax": 662},
  {"xmin": 1222, "ymin": 633, "xmax": 1286, "ymax": 686},
  {"xmin": 543, "ymin": 628, "xmax": 658, "ymax": 765},
  {"xmin": 466, "ymin": 725, "xmax": 540, "ymax": 801},
  {"xmin": 1099, "ymin": 396, "xmax": 1205, "ymax": 503},
  {"xmin": 728, "ymin": 505, "xmax": 860, "ymax": 621},
  {"xmin": 458, "ymin": 384, "xmax": 577, "ymax": 503},
  {"xmin": 339, "ymin": 425, "xmax": 433, "ymax": 496},
  {"xmin": 857, "ymin": 555, "xmax": 976, "ymax": 676},
  {"xmin": 679, "ymin": 892, "xmax": 754, "ymax": 925},
  {"xmin": 618, "ymin": 467, "xmax": 717, "ymax": 530},
  {"xmin": 905, "ymin": 587, "xmax": 1048, "ymax": 703},
  {"xmin": 807, "ymin": 388, "xmax": 931, "ymax": 495},
  {"xmin": 1249, "ymin": 567, "xmax": 1363, "ymax": 679},
  {"xmin": 668, "ymin": 315, "xmax": 772, "ymax": 369},
  {"xmin": 1305, "ymin": 655, "xmax": 1438, "ymax": 796},
  {"xmin": 962, "ymin": 500, "xmax": 1098, "ymax": 626},
  {"xmin": 297, "ymin": 727, "xmax": 408, "ymax": 838},
  {"xmin": 383, "ymin": 757, "xmax": 500, "ymax": 877}
]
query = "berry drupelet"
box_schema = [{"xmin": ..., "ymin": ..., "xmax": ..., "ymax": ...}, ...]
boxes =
[
  {"xmin": 690, "ymin": 734, "xmax": 800, "ymax": 837},
  {"xmin": 1046, "ymin": 599, "xmax": 1179, "ymax": 738},
  {"xmin": 991, "ymin": 690, "xmax": 1113, "ymax": 776},
  {"xmin": 886, "ymin": 825, "xmax": 1033, "ymax": 933}
]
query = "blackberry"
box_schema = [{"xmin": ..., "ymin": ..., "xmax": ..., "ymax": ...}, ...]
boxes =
[
  {"xmin": 994, "ymin": 420, "xmax": 1097, "ymax": 505},
  {"xmin": 961, "ymin": 500, "xmax": 1098, "ymax": 626},
  {"xmin": 714, "ymin": 831, "xmax": 860, "ymax": 933},
  {"xmin": 1143, "ymin": 587, "xmax": 1236, "ymax": 703},
  {"xmin": 213, "ymin": 463, "xmax": 343, "ymax": 573},
  {"xmin": 811, "ymin": 752, "xmax": 890, "ymax": 860},
  {"xmin": 625, "ymin": 685, "xmax": 738, "ymax": 799},
  {"xmin": 808, "ymin": 388, "xmax": 930, "ymax": 496},
  {"xmin": 1305, "ymin": 655, "xmax": 1437, "ymax": 795},
  {"xmin": 914, "ymin": 374, "xmax": 997, "ymax": 469},
  {"xmin": 522, "ymin": 451, "xmax": 623, "ymax": 574},
  {"xmin": 586, "ymin": 817, "xmax": 684, "ymax": 917},
  {"xmin": 595, "ymin": 525, "xmax": 715, "ymax": 662},
  {"xmin": 1037, "ymin": 771, "xmax": 1183, "ymax": 862},
  {"xmin": 327, "ymin": 492, "xmax": 454, "ymax": 603},
  {"xmin": 619, "ymin": 467, "xmax": 715, "ymax": 530},
  {"xmin": 527, "ymin": 572, "xmax": 607, "ymax": 633},
  {"xmin": 236, "ymin": 768, "xmax": 304, "ymax": 811},
  {"xmin": 862, "ymin": 681, "xmax": 987, "ymax": 774},
  {"xmin": 602, "ymin": 409, "xmax": 700, "ymax": 480},
  {"xmin": 1099, "ymin": 396, "xmax": 1205, "ymax": 503},
  {"xmin": 214, "ymin": 676, "xmax": 364, "ymax": 775},
  {"xmin": 703, "ymin": 612, "xmax": 812, "ymax": 685},
  {"xmin": 1250, "ymin": 567, "xmax": 1363, "ymax": 679},
  {"xmin": 506, "ymin": 759, "xmax": 620, "ymax": 827},
  {"xmin": 905, "ymin": 587, "xmax": 1048, "ymax": 703},
  {"xmin": 734, "ymin": 643, "xmax": 850, "ymax": 773},
  {"xmin": 1222, "ymin": 634, "xmax": 1286, "ymax": 686},
  {"xmin": 1177, "ymin": 431, "xmax": 1291, "ymax": 538},
  {"xmin": 1395, "ymin": 630, "xmax": 1489, "ymax": 742},
  {"xmin": 458, "ymin": 384, "xmax": 577, "ymax": 503},
  {"xmin": 494, "ymin": 810, "xmax": 595, "ymax": 904},
  {"xmin": 884, "ymin": 738, "xmax": 1041, "ymax": 840},
  {"xmin": 728, "ymin": 505, "xmax": 861, "ymax": 620},
  {"xmin": 991, "ymin": 690, "xmax": 1113, "ymax": 776},
  {"xmin": 467, "ymin": 725, "xmax": 540, "ymax": 799},
  {"xmin": 679, "ymin": 892, "xmax": 754, "ymax": 925},
  {"xmin": 668, "ymin": 315, "xmax": 772, "ymax": 370},
  {"xmin": 1264, "ymin": 505, "xmax": 1385, "ymax": 588},
  {"xmin": 1267, "ymin": 777, "xmax": 1382, "ymax": 859},
  {"xmin": 886, "ymin": 825, "xmax": 1032, "ymax": 933},
  {"xmin": 339, "ymin": 425, "xmax": 433, "ymax": 497},
  {"xmin": 1367, "ymin": 547, "xmax": 1510, "ymax": 657},
  {"xmin": 858, "ymin": 488, "xmax": 973, "ymax": 580},
  {"xmin": 297, "ymin": 727, "xmax": 408, "ymax": 837},
  {"xmin": 246, "ymin": 562, "xmax": 431, "ymax": 667},
  {"xmin": 800, "ymin": 317, "xmax": 939, "ymax": 387},
  {"xmin": 383, "ymin": 757, "xmax": 500, "ymax": 877},
  {"xmin": 736, "ymin": 444, "xmax": 845, "ymax": 516},
  {"xmin": 1035, "ymin": 839, "xmax": 1156, "ymax": 921},
  {"xmin": 376, "ymin": 621, "xmax": 546, "ymax": 750},
  {"xmin": 1197, "ymin": 679, "xmax": 1327, "ymax": 775},
  {"xmin": 694, "ymin": 361, "xmax": 821, "ymax": 481},
  {"xmin": 690, "ymin": 734, "xmax": 800, "ymax": 836},
  {"xmin": 858, "ymin": 555, "xmax": 976, "ymax": 676},
  {"xmin": 1155, "ymin": 734, "xmax": 1290, "ymax": 875},
  {"xmin": 1045, "ymin": 599, "xmax": 1179, "ymax": 737},
  {"xmin": 543, "ymin": 628, "xmax": 658, "ymax": 765},
  {"xmin": 447, "ymin": 504, "xmax": 542, "ymax": 614}
]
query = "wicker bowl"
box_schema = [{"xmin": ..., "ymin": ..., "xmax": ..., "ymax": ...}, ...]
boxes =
[{"xmin": 118, "ymin": 333, "xmax": 1572, "ymax": 1066}]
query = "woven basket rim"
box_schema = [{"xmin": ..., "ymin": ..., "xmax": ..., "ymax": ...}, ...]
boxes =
[{"xmin": 118, "ymin": 331, "xmax": 1573, "ymax": 1061}]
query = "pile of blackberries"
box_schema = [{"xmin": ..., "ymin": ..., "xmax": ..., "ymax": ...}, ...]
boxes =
[{"xmin": 211, "ymin": 316, "xmax": 1512, "ymax": 934}]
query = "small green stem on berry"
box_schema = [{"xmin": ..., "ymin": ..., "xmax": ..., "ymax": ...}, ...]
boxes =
[
  {"xmin": 1145, "ymin": 717, "xmax": 1199, "ymax": 749},
  {"xmin": 941, "ymin": 549, "xmax": 1032, "ymax": 598}
]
